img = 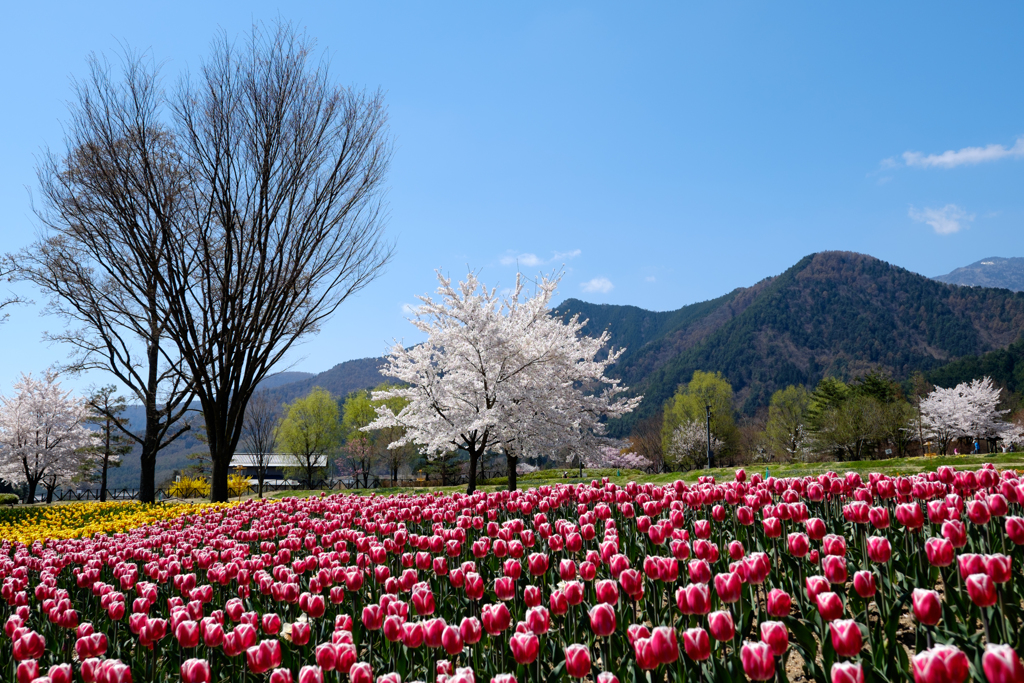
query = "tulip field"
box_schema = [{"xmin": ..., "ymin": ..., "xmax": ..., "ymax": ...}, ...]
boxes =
[{"xmin": 3, "ymin": 465, "xmax": 1024, "ymax": 683}]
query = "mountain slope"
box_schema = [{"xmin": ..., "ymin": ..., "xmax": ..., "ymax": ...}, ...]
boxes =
[
  {"xmin": 259, "ymin": 357, "xmax": 388, "ymax": 405},
  {"xmin": 558, "ymin": 252, "xmax": 1024, "ymax": 434},
  {"xmin": 934, "ymin": 257, "xmax": 1024, "ymax": 291}
]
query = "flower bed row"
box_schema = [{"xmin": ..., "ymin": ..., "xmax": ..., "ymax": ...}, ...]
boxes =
[{"xmin": 1, "ymin": 465, "xmax": 1023, "ymax": 682}]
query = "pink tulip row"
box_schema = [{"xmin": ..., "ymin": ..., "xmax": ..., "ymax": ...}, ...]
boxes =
[{"xmin": 1, "ymin": 464, "xmax": 1023, "ymax": 682}]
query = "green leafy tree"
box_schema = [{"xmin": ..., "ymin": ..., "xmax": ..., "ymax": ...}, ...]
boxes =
[
  {"xmin": 278, "ymin": 387, "xmax": 341, "ymax": 487},
  {"xmin": 342, "ymin": 383, "xmax": 414, "ymax": 486},
  {"xmin": 661, "ymin": 370, "xmax": 737, "ymax": 467},
  {"xmin": 81, "ymin": 386, "xmax": 132, "ymax": 502},
  {"xmin": 765, "ymin": 385, "xmax": 811, "ymax": 462}
]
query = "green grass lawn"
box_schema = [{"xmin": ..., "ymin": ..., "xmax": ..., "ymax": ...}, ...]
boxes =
[{"xmin": 263, "ymin": 452, "xmax": 1024, "ymax": 499}]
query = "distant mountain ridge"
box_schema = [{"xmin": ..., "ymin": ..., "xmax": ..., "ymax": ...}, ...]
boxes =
[
  {"xmin": 557, "ymin": 251, "xmax": 1024, "ymax": 434},
  {"xmin": 934, "ymin": 257, "xmax": 1024, "ymax": 292}
]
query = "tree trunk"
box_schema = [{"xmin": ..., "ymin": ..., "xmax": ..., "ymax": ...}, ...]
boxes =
[
  {"xmin": 139, "ymin": 447, "xmax": 157, "ymax": 504},
  {"xmin": 257, "ymin": 471, "xmax": 264, "ymax": 498},
  {"xmin": 100, "ymin": 455, "xmax": 109, "ymax": 503},
  {"xmin": 466, "ymin": 447, "xmax": 479, "ymax": 494},
  {"xmin": 26, "ymin": 478, "xmax": 38, "ymax": 505},
  {"xmin": 507, "ymin": 454, "xmax": 518, "ymax": 492},
  {"xmin": 210, "ymin": 446, "xmax": 230, "ymax": 502},
  {"xmin": 45, "ymin": 484, "xmax": 56, "ymax": 504}
]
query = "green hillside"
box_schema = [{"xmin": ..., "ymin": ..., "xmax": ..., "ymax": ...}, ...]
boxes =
[{"xmin": 557, "ymin": 252, "xmax": 1024, "ymax": 435}]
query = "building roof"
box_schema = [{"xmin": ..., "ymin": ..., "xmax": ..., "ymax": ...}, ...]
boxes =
[{"xmin": 229, "ymin": 453, "xmax": 329, "ymax": 468}]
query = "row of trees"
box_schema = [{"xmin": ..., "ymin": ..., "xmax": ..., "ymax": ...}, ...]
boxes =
[
  {"xmin": 3, "ymin": 21, "xmax": 393, "ymax": 502},
  {"xmin": 632, "ymin": 368, "xmax": 1023, "ymax": 470}
]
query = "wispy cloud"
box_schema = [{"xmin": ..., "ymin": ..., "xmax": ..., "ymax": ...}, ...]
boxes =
[
  {"xmin": 581, "ymin": 277, "xmax": 614, "ymax": 294},
  {"xmin": 645, "ymin": 276, "xmax": 656, "ymax": 283},
  {"xmin": 499, "ymin": 249, "xmax": 581, "ymax": 267},
  {"xmin": 899, "ymin": 137, "xmax": 1024, "ymax": 169},
  {"xmin": 908, "ymin": 204, "xmax": 974, "ymax": 235},
  {"xmin": 400, "ymin": 303, "xmax": 417, "ymax": 315}
]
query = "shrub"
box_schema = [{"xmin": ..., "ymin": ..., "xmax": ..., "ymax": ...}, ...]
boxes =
[
  {"xmin": 168, "ymin": 475, "xmax": 211, "ymax": 499},
  {"xmin": 228, "ymin": 474, "xmax": 251, "ymax": 498},
  {"xmin": 0, "ymin": 493, "xmax": 19, "ymax": 506}
]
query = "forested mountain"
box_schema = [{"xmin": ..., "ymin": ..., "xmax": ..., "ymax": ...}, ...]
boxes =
[
  {"xmin": 933, "ymin": 257, "xmax": 1024, "ymax": 291},
  {"xmin": 557, "ymin": 251, "xmax": 1024, "ymax": 435},
  {"xmin": 258, "ymin": 357, "xmax": 387, "ymax": 405}
]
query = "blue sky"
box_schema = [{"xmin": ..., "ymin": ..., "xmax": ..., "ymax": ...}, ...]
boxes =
[{"xmin": 2, "ymin": 2, "xmax": 1024, "ymax": 395}]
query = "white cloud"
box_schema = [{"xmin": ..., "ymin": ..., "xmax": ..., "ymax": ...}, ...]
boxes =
[
  {"xmin": 499, "ymin": 249, "xmax": 581, "ymax": 267},
  {"xmin": 901, "ymin": 137, "xmax": 1024, "ymax": 169},
  {"xmin": 908, "ymin": 204, "xmax": 974, "ymax": 235},
  {"xmin": 581, "ymin": 277, "xmax": 614, "ymax": 294},
  {"xmin": 400, "ymin": 303, "xmax": 417, "ymax": 315},
  {"xmin": 645, "ymin": 276, "xmax": 656, "ymax": 283}
]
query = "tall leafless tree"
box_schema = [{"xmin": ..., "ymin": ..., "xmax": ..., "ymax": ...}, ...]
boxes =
[
  {"xmin": 9, "ymin": 54, "xmax": 194, "ymax": 503},
  {"xmin": 240, "ymin": 391, "xmax": 279, "ymax": 498},
  {"xmin": 159, "ymin": 22, "xmax": 393, "ymax": 501}
]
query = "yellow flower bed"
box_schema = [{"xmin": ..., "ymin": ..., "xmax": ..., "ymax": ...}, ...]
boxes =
[{"xmin": 0, "ymin": 501, "xmax": 235, "ymax": 546}]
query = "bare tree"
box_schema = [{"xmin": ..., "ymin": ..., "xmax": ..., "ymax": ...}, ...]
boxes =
[
  {"xmin": 157, "ymin": 22, "xmax": 392, "ymax": 501},
  {"xmin": 9, "ymin": 53, "xmax": 194, "ymax": 503},
  {"xmin": 0, "ymin": 263, "xmax": 29, "ymax": 324},
  {"xmin": 240, "ymin": 391, "xmax": 278, "ymax": 498}
]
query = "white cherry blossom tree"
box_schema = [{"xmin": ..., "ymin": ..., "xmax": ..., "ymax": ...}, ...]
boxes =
[
  {"xmin": 0, "ymin": 372, "xmax": 97, "ymax": 503},
  {"xmin": 920, "ymin": 377, "xmax": 1014, "ymax": 454},
  {"xmin": 366, "ymin": 270, "xmax": 640, "ymax": 492}
]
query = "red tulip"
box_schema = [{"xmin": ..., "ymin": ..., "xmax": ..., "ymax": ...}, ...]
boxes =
[
  {"xmin": 595, "ymin": 579, "xmax": 619, "ymax": 605},
  {"xmin": 683, "ymin": 628, "xmax": 710, "ymax": 661},
  {"xmin": 955, "ymin": 553, "xmax": 982, "ymax": 580},
  {"xmin": 766, "ymin": 589, "xmax": 791, "ymax": 617},
  {"xmin": 549, "ymin": 590, "xmax": 568, "ymax": 616},
  {"xmin": 362, "ymin": 605, "xmax": 383, "ymax": 631},
  {"xmin": 867, "ymin": 536, "xmax": 891, "ymax": 563},
  {"xmin": 510, "ymin": 631, "xmax": 539, "ymax": 664},
  {"xmin": 565, "ymin": 644, "xmax": 591, "ymax": 678},
  {"xmin": 619, "ymin": 569, "xmax": 644, "ymax": 600},
  {"xmin": 714, "ymin": 572, "xmax": 742, "ymax": 604},
  {"xmin": 911, "ymin": 589, "xmax": 942, "ymax": 626},
  {"xmin": 650, "ymin": 626, "xmax": 679, "ymax": 664},
  {"xmin": 350, "ymin": 663, "xmax": 373, "ymax": 683},
  {"xmin": 12, "ymin": 631, "xmax": 45, "ymax": 661},
  {"xmin": 831, "ymin": 662, "xmax": 865, "ymax": 683},
  {"xmin": 805, "ymin": 517, "xmax": 827, "ymax": 540},
  {"xmin": 442, "ymin": 625, "xmax": 463, "ymax": 655},
  {"xmin": 559, "ymin": 559, "xmax": 576, "ymax": 581},
  {"xmin": 743, "ymin": 553, "xmax": 771, "ymax": 585},
  {"xmin": 16, "ymin": 661, "xmax": 39, "ymax": 683},
  {"xmin": 688, "ymin": 559, "xmax": 711, "ymax": 584},
  {"xmin": 270, "ymin": 667, "xmax": 294, "ymax": 683},
  {"xmin": 925, "ymin": 538, "xmax": 954, "ymax": 567},
  {"xmin": 527, "ymin": 553, "xmax": 548, "ymax": 576},
  {"xmin": 685, "ymin": 582, "xmax": 711, "ymax": 615},
  {"xmin": 482, "ymin": 603, "xmax": 511, "ymax": 635},
  {"xmin": 401, "ymin": 622, "xmax": 423, "ymax": 648},
  {"xmin": 911, "ymin": 644, "xmax": 970, "ymax": 683},
  {"xmin": 967, "ymin": 500, "xmax": 991, "ymax": 526},
  {"xmin": 424, "ymin": 618, "xmax": 445, "ymax": 649},
  {"xmin": 816, "ymin": 592, "xmax": 844, "ymax": 622},
  {"xmin": 763, "ymin": 517, "xmax": 782, "ymax": 538},
  {"xmin": 597, "ymin": 673, "xmax": 619, "ymax": 683},
  {"xmin": 760, "ymin": 621, "xmax": 788, "ymax": 656},
  {"xmin": 299, "ymin": 666, "xmax": 324, "ymax": 683},
  {"xmin": 787, "ymin": 533, "xmax": 810, "ymax": 558},
  {"xmin": 829, "ymin": 620, "xmax": 862, "ymax": 658},
  {"xmin": 982, "ymin": 643, "xmax": 1024, "ymax": 683},
  {"xmin": 823, "ymin": 534, "xmax": 847, "ymax": 557},
  {"xmin": 176, "ymin": 620, "xmax": 200, "ymax": 648},
  {"xmin": 564, "ymin": 581, "xmax": 584, "ymax": 605},
  {"xmin": 465, "ymin": 573, "xmax": 484, "ymax": 601},
  {"xmin": 966, "ymin": 573, "xmax": 997, "ymax": 608},
  {"xmin": 1005, "ymin": 516, "xmax": 1024, "ymax": 545},
  {"xmin": 292, "ymin": 622, "xmax": 311, "ymax": 647},
  {"xmin": 741, "ymin": 641, "xmax": 776, "ymax": 681},
  {"xmin": 896, "ymin": 503, "xmax": 924, "ymax": 530},
  {"xmin": 494, "ymin": 577, "xmax": 515, "ymax": 601},
  {"xmin": 853, "ymin": 571, "xmax": 876, "ymax": 598},
  {"xmin": 705, "ymin": 610, "xmax": 734, "ymax": 642},
  {"xmin": 942, "ymin": 520, "xmax": 968, "ymax": 549},
  {"xmin": 985, "ymin": 554, "xmax": 1012, "ymax": 584},
  {"xmin": 246, "ymin": 640, "xmax": 283, "ymax": 675},
  {"xmin": 492, "ymin": 675, "xmax": 517, "ymax": 683},
  {"xmin": 823, "ymin": 555, "xmax": 848, "ymax": 585},
  {"xmin": 316, "ymin": 643, "xmax": 338, "ymax": 671},
  {"xmin": 589, "ymin": 603, "xmax": 616, "ymax": 637}
]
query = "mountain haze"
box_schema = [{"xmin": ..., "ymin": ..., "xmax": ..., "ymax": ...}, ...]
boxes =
[{"xmin": 934, "ymin": 257, "xmax": 1024, "ymax": 292}]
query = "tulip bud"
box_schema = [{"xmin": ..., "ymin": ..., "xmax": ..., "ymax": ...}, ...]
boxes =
[
  {"xmin": 853, "ymin": 571, "xmax": 876, "ymax": 598},
  {"xmin": 564, "ymin": 644, "xmax": 591, "ymax": 678},
  {"xmin": 983, "ymin": 643, "xmax": 1024, "ymax": 683},
  {"xmin": 760, "ymin": 621, "xmax": 788, "ymax": 656},
  {"xmin": 911, "ymin": 589, "xmax": 942, "ymax": 626},
  {"xmin": 831, "ymin": 662, "xmax": 865, "ymax": 683},
  {"xmin": 741, "ymin": 641, "xmax": 775, "ymax": 681},
  {"xmin": 766, "ymin": 589, "xmax": 791, "ymax": 617},
  {"xmin": 682, "ymin": 628, "xmax": 710, "ymax": 661},
  {"xmin": 829, "ymin": 620, "xmax": 862, "ymax": 658},
  {"xmin": 966, "ymin": 573, "xmax": 997, "ymax": 608}
]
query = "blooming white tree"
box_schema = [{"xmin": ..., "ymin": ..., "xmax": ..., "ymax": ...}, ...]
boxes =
[
  {"xmin": 366, "ymin": 270, "xmax": 640, "ymax": 492},
  {"xmin": 665, "ymin": 419, "xmax": 722, "ymax": 471},
  {"xmin": 0, "ymin": 373, "xmax": 97, "ymax": 503},
  {"xmin": 584, "ymin": 445, "xmax": 654, "ymax": 471},
  {"xmin": 920, "ymin": 377, "xmax": 1014, "ymax": 454}
]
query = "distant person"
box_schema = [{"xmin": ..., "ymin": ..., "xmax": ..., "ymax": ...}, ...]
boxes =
[
  {"xmin": 954, "ymin": 448, "xmax": 958, "ymax": 455},
  {"xmin": 973, "ymin": 440, "xmax": 979, "ymax": 454}
]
